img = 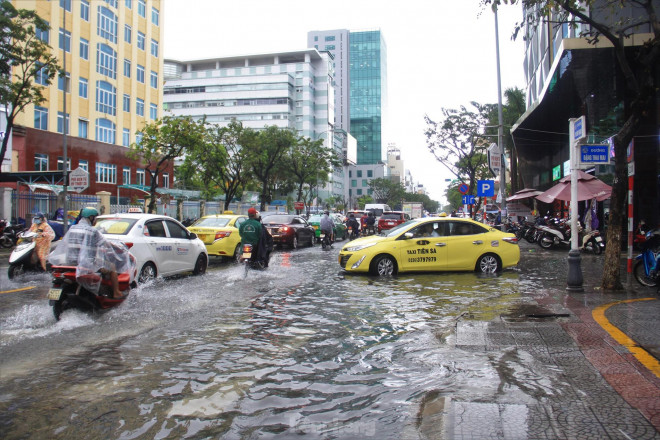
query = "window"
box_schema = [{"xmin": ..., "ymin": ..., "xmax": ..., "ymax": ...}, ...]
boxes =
[
  {"xmin": 60, "ymin": 0, "xmax": 71, "ymax": 12},
  {"xmin": 357, "ymin": 189, "xmax": 363, "ymax": 195},
  {"xmin": 36, "ymin": 22, "xmax": 49, "ymax": 43},
  {"xmin": 136, "ymin": 64, "xmax": 145, "ymax": 83},
  {"xmin": 123, "ymin": 128, "xmax": 130, "ymax": 147},
  {"xmin": 80, "ymin": 0, "xmax": 89, "ymax": 20},
  {"xmin": 149, "ymin": 103, "xmax": 157, "ymax": 120},
  {"xmin": 325, "ymin": 45, "xmax": 335, "ymax": 51},
  {"xmin": 124, "ymin": 24, "xmax": 131, "ymax": 43},
  {"xmin": 80, "ymin": 37, "xmax": 89, "ymax": 60},
  {"xmin": 362, "ymin": 179, "xmax": 368, "ymax": 187},
  {"xmin": 104, "ymin": 0, "xmax": 117, "ymax": 8},
  {"xmin": 95, "ymin": 118, "xmax": 116, "ymax": 144},
  {"xmin": 35, "ymin": 153, "xmax": 48, "ymax": 171},
  {"xmin": 57, "ymin": 112, "xmax": 70, "ymax": 134},
  {"xmin": 35, "ymin": 64, "xmax": 48, "ymax": 85},
  {"xmin": 97, "ymin": 6, "xmax": 118, "ymax": 43},
  {"xmin": 96, "ymin": 80, "xmax": 116, "ymax": 115},
  {"xmin": 150, "ymin": 39, "xmax": 158, "ymax": 57},
  {"xmin": 367, "ymin": 170, "xmax": 373, "ymax": 178},
  {"xmin": 137, "ymin": 32, "xmax": 145, "ymax": 50},
  {"xmin": 165, "ymin": 221, "xmax": 187, "ymax": 239},
  {"xmin": 162, "ymin": 172, "xmax": 169, "ymax": 188},
  {"xmin": 59, "ymin": 28, "xmax": 71, "ymax": 52},
  {"xmin": 58, "ymin": 72, "xmax": 70, "ymax": 92},
  {"xmin": 34, "ymin": 106, "xmax": 48, "ymax": 130},
  {"xmin": 123, "ymin": 59, "xmax": 131, "ymax": 78},
  {"xmin": 357, "ymin": 170, "xmax": 362, "ymax": 178},
  {"xmin": 123, "ymin": 167, "xmax": 130, "ymax": 184},
  {"xmin": 123, "ymin": 94, "xmax": 130, "ymax": 112},
  {"xmin": 125, "ymin": 0, "xmax": 132, "ymax": 9},
  {"xmin": 79, "ymin": 119, "xmax": 88, "ymax": 138},
  {"xmin": 136, "ymin": 168, "xmax": 145, "ymax": 186},
  {"xmin": 79, "ymin": 159, "xmax": 88, "ymax": 172},
  {"xmin": 97, "ymin": 43, "xmax": 117, "ymax": 78},
  {"xmin": 150, "ymin": 70, "xmax": 157, "ymax": 88},
  {"xmin": 57, "ymin": 156, "xmax": 71, "ymax": 171},
  {"xmin": 351, "ymin": 179, "xmax": 357, "ymax": 187},
  {"xmin": 136, "ymin": 98, "xmax": 144, "ymax": 116},
  {"xmin": 152, "ymin": 7, "xmax": 159, "ymax": 25},
  {"xmin": 137, "ymin": 0, "xmax": 145, "ymax": 17},
  {"xmin": 96, "ymin": 162, "xmax": 117, "ymax": 184},
  {"xmin": 135, "ymin": 132, "xmax": 143, "ymax": 145}
]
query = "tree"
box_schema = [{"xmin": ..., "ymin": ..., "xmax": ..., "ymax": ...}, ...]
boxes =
[
  {"xmin": 285, "ymin": 136, "xmax": 340, "ymax": 207},
  {"xmin": 0, "ymin": 1, "xmax": 60, "ymax": 174},
  {"xmin": 246, "ymin": 126, "xmax": 297, "ymax": 210},
  {"xmin": 369, "ymin": 178, "xmax": 406, "ymax": 207},
  {"xmin": 181, "ymin": 121, "xmax": 257, "ymax": 210},
  {"xmin": 356, "ymin": 195, "xmax": 373, "ymax": 209},
  {"xmin": 488, "ymin": 0, "xmax": 659, "ymax": 290},
  {"xmin": 424, "ymin": 102, "xmax": 493, "ymax": 216},
  {"xmin": 128, "ymin": 116, "xmax": 208, "ymax": 213},
  {"xmin": 484, "ymin": 87, "xmax": 526, "ymax": 193}
]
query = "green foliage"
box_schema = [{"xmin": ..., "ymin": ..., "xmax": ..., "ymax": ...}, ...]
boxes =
[
  {"xmin": 284, "ymin": 136, "xmax": 341, "ymax": 203},
  {"xmin": 356, "ymin": 195, "xmax": 373, "ymax": 209},
  {"xmin": 368, "ymin": 178, "xmax": 406, "ymax": 206},
  {"xmin": 0, "ymin": 1, "xmax": 60, "ymax": 174},
  {"xmin": 128, "ymin": 116, "xmax": 208, "ymax": 213}
]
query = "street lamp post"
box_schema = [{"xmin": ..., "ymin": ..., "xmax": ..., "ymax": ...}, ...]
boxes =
[
  {"xmin": 494, "ymin": 4, "xmax": 506, "ymax": 230},
  {"xmin": 61, "ymin": 6, "xmax": 69, "ymax": 234}
]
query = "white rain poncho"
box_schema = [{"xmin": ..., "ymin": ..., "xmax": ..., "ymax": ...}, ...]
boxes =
[{"xmin": 48, "ymin": 220, "xmax": 135, "ymax": 294}]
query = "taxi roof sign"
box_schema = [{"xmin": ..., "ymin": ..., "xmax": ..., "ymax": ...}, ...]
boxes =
[{"xmin": 127, "ymin": 207, "xmax": 143, "ymax": 213}]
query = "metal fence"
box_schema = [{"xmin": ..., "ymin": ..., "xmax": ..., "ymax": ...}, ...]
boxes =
[{"xmin": 11, "ymin": 191, "xmax": 100, "ymax": 226}]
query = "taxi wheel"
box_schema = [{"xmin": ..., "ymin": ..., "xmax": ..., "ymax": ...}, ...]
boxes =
[
  {"xmin": 291, "ymin": 235, "xmax": 298, "ymax": 249},
  {"xmin": 476, "ymin": 254, "xmax": 501, "ymax": 273},
  {"xmin": 371, "ymin": 255, "xmax": 396, "ymax": 276},
  {"xmin": 232, "ymin": 244, "xmax": 242, "ymax": 263},
  {"xmin": 193, "ymin": 254, "xmax": 207, "ymax": 275},
  {"xmin": 138, "ymin": 262, "xmax": 157, "ymax": 284}
]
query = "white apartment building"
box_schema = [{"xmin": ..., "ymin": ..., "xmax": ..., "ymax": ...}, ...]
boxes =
[{"xmin": 163, "ymin": 49, "xmax": 344, "ymax": 202}]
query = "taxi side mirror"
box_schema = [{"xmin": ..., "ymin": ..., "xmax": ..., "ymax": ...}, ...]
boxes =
[{"xmin": 189, "ymin": 232, "xmax": 197, "ymax": 240}]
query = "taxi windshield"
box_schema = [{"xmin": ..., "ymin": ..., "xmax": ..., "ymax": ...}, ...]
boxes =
[
  {"xmin": 192, "ymin": 217, "xmax": 231, "ymax": 227},
  {"xmin": 95, "ymin": 217, "xmax": 138, "ymax": 235},
  {"xmin": 385, "ymin": 220, "xmax": 417, "ymax": 237}
]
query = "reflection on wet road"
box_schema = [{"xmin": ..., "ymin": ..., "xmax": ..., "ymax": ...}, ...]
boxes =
[{"xmin": 0, "ymin": 243, "xmax": 649, "ymax": 438}]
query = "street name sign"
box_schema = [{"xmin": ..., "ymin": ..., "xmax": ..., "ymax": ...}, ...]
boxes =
[
  {"xmin": 579, "ymin": 144, "xmax": 610, "ymax": 166},
  {"xmin": 69, "ymin": 167, "xmax": 89, "ymax": 193},
  {"xmin": 462, "ymin": 195, "xmax": 475, "ymax": 205}
]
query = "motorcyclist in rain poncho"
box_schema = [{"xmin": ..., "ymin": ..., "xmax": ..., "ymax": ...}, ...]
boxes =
[{"xmin": 49, "ymin": 207, "xmax": 134, "ymax": 298}]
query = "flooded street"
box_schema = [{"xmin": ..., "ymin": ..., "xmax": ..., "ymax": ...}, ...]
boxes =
[{"xmin": 0, "ymin": 244, "xmax": 655, "ymax": 439}]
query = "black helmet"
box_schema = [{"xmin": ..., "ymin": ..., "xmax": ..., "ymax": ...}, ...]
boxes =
[
  {"xmin": 324, "ymin": 210, "xmax": 330, "ymax": 215},
  {"xmin": 349, "ymin": 213, "xmax": 355, "ymax": 218},
  {"xmin": 368, "ymin": 211, "xmax": 374, "ymax": 216}
]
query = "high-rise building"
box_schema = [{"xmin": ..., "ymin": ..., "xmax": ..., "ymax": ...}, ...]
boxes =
[
  {"xmin": 308, "ymin": 29, "xmax": 388, "ymax": 207},
  {"xmin": 3, "ymin": 0, "xmax": 167, "ymax": 200},
  {"xmin": 162, "ymin": 49, "xmax": 342, "ymax": 201}
]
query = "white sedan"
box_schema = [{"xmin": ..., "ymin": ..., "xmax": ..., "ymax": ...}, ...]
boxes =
[{"xmin": 94, "ymin": 213, "xmax": 208, "ymax": 283}]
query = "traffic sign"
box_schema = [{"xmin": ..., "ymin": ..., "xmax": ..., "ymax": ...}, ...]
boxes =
[
  {"xmin": 69, "ymin": 167, "xmax": 89, "ymax": 193},
  {"xmin": 462, "ymin": 195, "xmax": 475, "ymax": 205},
  {"xmin": 458, "ymin": 183, "xmax": 469, "ymax": 194},
  {"xmin": 294, "ymin": 201, "xmax": 304, "ymax": 210},
  {"xmin": 477, "ymin": 180, "xmax": 495, "ymax": 197}
]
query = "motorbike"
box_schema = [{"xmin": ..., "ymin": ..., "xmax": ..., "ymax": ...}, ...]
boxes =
[
  {"xmin": 347, "ymin": 226, "xmax": 359, "ymax": 240},
  {"xmin": 538, "ymin": 217, "xmax": 604, "ymax": 254},
  {"xmin": 240, "ymin": 243, "xmax": 268, "ymax": 276},
  {"xmin": 8, "ymin": 231, "xmax": 50, "ymax": 279},
  {"xmin": 320, "ymin": 231, "xmax": 332, "ymax": 250},
  {"xmin": 3, "ymin": 222, "xmax": 26, "ymax": 247},
  {"xmin": 633, "ymin": 229, "xmax": 660, "ymax": 289},
  {"xmin": 48, "ymin": 257, "xmax": 137, "ymax": 321}
]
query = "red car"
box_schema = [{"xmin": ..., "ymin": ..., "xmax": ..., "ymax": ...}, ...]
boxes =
[{"xmin": 377, "ymin": 211, "xmax": 410, "ymax": 233}]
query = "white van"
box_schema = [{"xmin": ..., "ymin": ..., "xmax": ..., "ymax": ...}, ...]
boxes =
[{"xmin": 364, "ymin": 203, "xmax": 392, "ymax": 218}]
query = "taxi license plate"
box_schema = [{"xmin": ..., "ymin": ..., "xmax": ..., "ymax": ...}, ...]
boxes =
[
  {"xmin": 47, "ymin": 288, "xmax": 62, "ymax": 300},
  {"xmin": 595, "ymin": 237, "xmax": 603, "ymax": 242}
]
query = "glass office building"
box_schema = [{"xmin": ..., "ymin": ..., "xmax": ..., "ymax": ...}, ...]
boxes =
[{"xmin": 349, "ymin": 31, "xmax": 387, "ymax": 165}]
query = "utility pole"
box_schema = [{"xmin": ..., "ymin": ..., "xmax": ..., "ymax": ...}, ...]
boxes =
[
  {"xmin": 62, "ymin": 6, "xmax": 69, "ymax": 233},
  {"xmin": 494, "ymin": 4, "xmax": 506, "ymax": 230}
]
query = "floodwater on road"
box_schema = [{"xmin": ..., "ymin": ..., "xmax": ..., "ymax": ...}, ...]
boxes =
[{"xmin": 0, "ymin": 243, "xmax": 622, "ymax": 439}]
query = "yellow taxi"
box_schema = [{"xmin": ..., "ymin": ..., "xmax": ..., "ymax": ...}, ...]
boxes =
[
  {"xmin": 338, "ymin": 216, "xmax": 520, "ymax": 276},
  {"xmin": 187, "ymin": 213, "xmax": 248, "ymax": 261}
]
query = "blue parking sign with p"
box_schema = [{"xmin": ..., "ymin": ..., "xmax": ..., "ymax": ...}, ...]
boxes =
[{"xmin": 477, "ymin": 180, "xmax": 495, "ymax": 197}]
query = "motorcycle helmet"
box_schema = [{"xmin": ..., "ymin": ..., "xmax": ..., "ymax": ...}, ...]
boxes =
[
  {"xmin": 33, "ymin": 212, "xmax": 45, "ymax": 224},
  {"xmin": 80, "ymin": 207, "xmax": 99, "ymax": 218},
  {"xmin": 324, "ymin": 210, "xmax": 330, "ymax": 215}
]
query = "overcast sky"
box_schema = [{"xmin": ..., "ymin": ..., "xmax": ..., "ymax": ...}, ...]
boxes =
[{"xmin": 163, "ymin": 0, "xmax": 526, "ymax": 203}]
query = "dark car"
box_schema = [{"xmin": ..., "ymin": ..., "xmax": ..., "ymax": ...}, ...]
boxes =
[
  {"xmin": 377, "ymin": 211, "xmax": 410, "ymax": 233},
  {"xmin": 261, "ymin": 214, "xmax": 315, "ymax": 249}
]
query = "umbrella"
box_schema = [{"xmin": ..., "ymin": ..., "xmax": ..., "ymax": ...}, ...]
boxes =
[
  {"xmin": 506, "ymin": 188, "xmax": 543, "ymax": 201},
  {"xmin": 535, "ymin": 170, "xmax": 612, "ymax": 203}
]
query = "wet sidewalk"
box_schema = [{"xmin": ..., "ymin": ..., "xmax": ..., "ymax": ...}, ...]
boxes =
[{"xmin": 447, "ymin": 244, "xmax": 660, "ymax": 439}]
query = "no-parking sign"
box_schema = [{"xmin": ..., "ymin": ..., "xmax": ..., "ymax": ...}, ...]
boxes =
[{"xmin": 458, "ymin": 183, "xmax": 469, "ymax": 194}]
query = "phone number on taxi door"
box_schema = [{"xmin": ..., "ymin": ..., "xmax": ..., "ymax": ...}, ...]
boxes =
[{"xmin": 407, "ymin": 256, "xmax": 437, "ymax": 263}]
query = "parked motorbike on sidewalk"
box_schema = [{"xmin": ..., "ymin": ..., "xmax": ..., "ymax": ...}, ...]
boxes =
[
  {"xmin": 537, "ymin": 217, "xmax": 604, "ymax": 254},
  {"xmin": 8, "ymin": 231, "xmax": 49, "ymax": 279},
  {"xmin": 633, "ymin": 228, "xmax": 660, "ymax": 289},
  {"xmin": 48, "ymin": 253, "xmax": 137, "ymax": 321},
  {"xmin": 3, "ymin": 222, "xmax": 26, "ymax": 248}
]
